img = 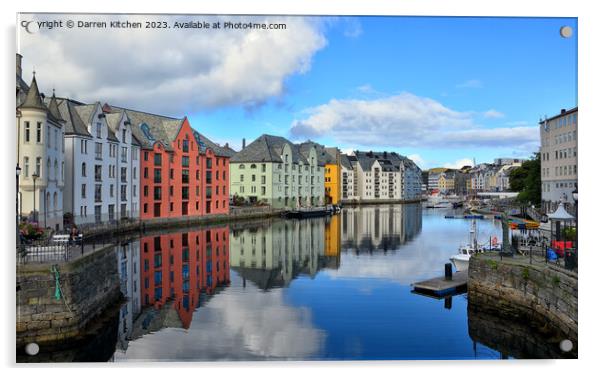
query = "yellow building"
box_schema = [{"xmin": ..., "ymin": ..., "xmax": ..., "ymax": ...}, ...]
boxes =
[
  {"xmin": 323, "ymin": 147, "xmax": 341, "ymax": 205},
  {"xmin": 437, "ymin": 171, "xmax": 455, "ymax": 193}
]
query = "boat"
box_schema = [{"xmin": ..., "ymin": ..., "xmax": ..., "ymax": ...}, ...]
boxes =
[
  {"xmin": 450, "ymin": 218, "xmax": 484, "ymax": 272},
  {"xmin": 283, "ymin": 206, "xmax": 332, "ymax": 219},
  {"xmin": 425, "ymin": 194, "xmax": 453, "ymax": 209}
]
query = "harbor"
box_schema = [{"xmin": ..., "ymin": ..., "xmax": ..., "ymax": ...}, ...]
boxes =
[{"xmin": 16, "ymin": 203, "xmax": 577, "ymax": 361}]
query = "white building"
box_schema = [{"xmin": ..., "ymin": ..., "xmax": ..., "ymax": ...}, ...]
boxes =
[
  {"xmin": 17, "ymin": 55, "xmax": 65, "ymax": 230},
  {"xmin": 340, "ymin": 154, "xmax": 357, "ymax": 200},
  {"xmin": 58, "ymin": 99, "xmax": 140, "ymax": 225},
  {"xmin": 540, "ymin": 107, "xmax": 578, "ymax": 213},
  {"xmin": 342, "ymin": 151, "xmax": 421, "ymax": 202}
]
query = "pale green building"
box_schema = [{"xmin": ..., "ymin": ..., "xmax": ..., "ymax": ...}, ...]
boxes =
[{"xmin": 229, "ymin": 134, "xmax": 325, "ymax": 209}]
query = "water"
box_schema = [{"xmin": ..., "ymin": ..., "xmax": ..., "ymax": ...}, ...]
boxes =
[{"xmin": 27, "ymin": 204, "xmax": 559, "ymax": 362}]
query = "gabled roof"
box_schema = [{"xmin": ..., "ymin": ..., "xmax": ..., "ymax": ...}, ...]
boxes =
[
  {"xmin": 53, "ymin": 98, "xmax": 92, "ymax": 137},
  {"xmin": 298, "ymin": 141, "xmax": 332, "ymax": 166},
  {"xmin": 231, "ymin": 134, "xmax": 304, "ymax": 164},
  {"xmin": 340, "ymin": 154, "xmax": 353, "ymax": 169},
  {"xmin": 75, "ymin": 102, "xmax": 119, "ymax": 142}
]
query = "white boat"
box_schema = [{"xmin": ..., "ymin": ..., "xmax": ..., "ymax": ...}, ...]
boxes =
[
  {"xmin": 450, "ymin": 218, "xmax": 484, "ymax": 271},
  {"xmin": 426, "ymin": 194, "xmax": 453, "ymax": 208}
]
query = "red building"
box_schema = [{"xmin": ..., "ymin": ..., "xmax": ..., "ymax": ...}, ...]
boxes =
[
  {"xmin": 103, "ymin": 105, "xmax": 233, "ymax": 220},
  {"xmin": 138, "ymin": 227, "xmax": 230, "ymax": 328}
]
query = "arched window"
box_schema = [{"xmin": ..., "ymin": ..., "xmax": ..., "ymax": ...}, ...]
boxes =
[
  {"xmin": 54, "ymin": 160, "xmax": 58, "ymax": 180},
  {"xmin": 47, "ymin": 158, "xmax": 51, "ymax": 179},
  {"xmin": 46, "ymin": 192, "xmax": 50, "ymax": 211},
  {"xmin": 239, "ymin": 164, "xmax": 245, "ymax": 169},
  {"xmin": 53, "ymin": 192, "xmax": 58, "ymax": 211},
  {"xmin": 82, "ymin": 162, "xmax": 86, "ymax": 177},
  {"xmin": 250, "ymin": 164, "xmax": 257, "ymax": 169}
]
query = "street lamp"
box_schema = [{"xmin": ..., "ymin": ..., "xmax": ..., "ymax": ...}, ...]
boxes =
[
  {"xmin": 16, "ymin": 166, "xmax": 21, "ymax": 248},
  {"xmin": 572, "ymin": 185, "xmax": 578, "ymax": 251},
  {"xmin": 32, "ymin": 172, "xmax": 38, "ymax": 223}
]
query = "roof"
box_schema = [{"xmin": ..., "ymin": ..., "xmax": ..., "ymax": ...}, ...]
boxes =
[
  {"xmin": 192, "ymin": 131, "xmax": 234, "ymax": 158},
  {"xmin": 106, "ymin": 105, "xmax": 183, "ymax": 151},
  {"xmin": 548, "ymin": 202, "xmax": 575, "ymax": 220},
  {"xmin": 298, "ymin": 141, "xmax": 333, "ymax": 166},
  {"xmin": 75, "ymin": 103, "xmax": 119, "ymax": 142},
  {"xmin": 231, "ymin": 134, "xmax": 305, "ymax": 164},
  {"xmin": 47, "ymin": 92, "xmax": 64, "ymax": 122},
  {"xmin": 539, "ymin": 107, "xmax": 578, "ymax": 124},
  {"xmin": 53, "ymin": 98, "xmax": 92, "ymax": 137},
  {"xmin": 340, "ymin": 154, "xmax": 353, "ymax": 169},
  {"xmin": 19, "ymin": 75, "xmax": 47, "ymax": 112}
]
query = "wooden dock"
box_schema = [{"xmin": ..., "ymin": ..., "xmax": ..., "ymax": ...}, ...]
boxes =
[{"xmin": 412, "ymin": 270, "xmax": 468, "ymax": 297}]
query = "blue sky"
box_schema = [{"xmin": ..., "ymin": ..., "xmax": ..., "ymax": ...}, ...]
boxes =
[
  {"xmin": 186, "ymin": 16, "xmax": 577, "ymax": 168},
  {"xmin": 21, "ymin": 15, "xmax": 577, "ymax": 169}
]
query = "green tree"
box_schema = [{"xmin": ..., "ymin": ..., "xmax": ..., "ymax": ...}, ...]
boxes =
[{"xmin": 509, "ymin": 153, "xmax": 541, "ymax": 205}]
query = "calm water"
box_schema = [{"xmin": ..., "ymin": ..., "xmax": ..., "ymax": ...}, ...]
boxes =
[
  {"xmin": 107, "ymin": 204, "xmax": 511, "ymax": 361},
  {"xmin": 27, "ymin": 204, "xmax": 558, "ymax": 362}
]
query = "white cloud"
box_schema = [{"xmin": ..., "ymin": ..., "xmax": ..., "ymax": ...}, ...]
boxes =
[
  {"xmin": 483, "ymin": 109, "xmax": 505, "ymax": 119},
  {"xmin": 456, "ymin": 79, "xmax": 483, "ymax": 89},
  {"xmin": 115, "ymin": 284, "xmax": 325, "ymax": 361},
  {"xmin": 19, "ymin": 14, "xmax": 327, "ymax": 115},
  {"xmin": 289, "ymin": 92, "xmax": 539, "ymax": 150},
  {"xmin": 443, "ymin": 158, "xmax": 474, "ymax": 169}
]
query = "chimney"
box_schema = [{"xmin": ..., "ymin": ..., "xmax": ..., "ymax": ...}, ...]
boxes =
[
  {"xmin": 224, "ymin": 142, "xmax": 229, "ymax": 149},
  {"xmin": 16, "ymin": 53, "xmax": 22, "ymax": 78},
  {"xmin": 561, "ymin": 109, "xmax": 566, "ymax": 114},
  {"xmin": 242, "ymin": 138, "xmax": 246, "ymax": 149}
]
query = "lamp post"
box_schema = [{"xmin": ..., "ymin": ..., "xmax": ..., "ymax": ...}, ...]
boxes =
[
  {"xmin": 572, "ymin": 185, "xmax": 578, "ymax": 252},
  {"xmin": 16, "ymin": 109, "xmax": 22, "ymax": 248},
  {"xmin": 16, "ymin": 165, "xmax": 21, "ymax": 248},
  {"xmin": 32, "ymin": 172, "xmax": 39, "ymax": 223}
]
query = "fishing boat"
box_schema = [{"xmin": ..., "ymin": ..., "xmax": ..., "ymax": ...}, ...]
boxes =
[
  {"xmin": 450, "ymin": 218, "xmax": 484, "ymax": 272},
  {"xmin": 425, "ymin": 194, "xmax": 453, "ymax": 209}
]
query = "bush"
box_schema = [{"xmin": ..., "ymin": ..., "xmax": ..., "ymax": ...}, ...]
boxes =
[{"xmin": 19, "ymin": 222, "xmax": 45, "ymax": 240}]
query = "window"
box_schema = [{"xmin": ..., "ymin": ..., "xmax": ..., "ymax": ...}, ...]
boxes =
[
  {"xmin": 96, "ymin": 122, "xmax": 102, "ymax": 138},
  {"xmin": 95, "ymin": 165, "xmax": 102, "ymax": 182},
  {"xmin": 183, "ymin": 139, "xmax": 189, "ymax": 152},
  {"xmin": 182, "ymin": 156, "xmax": 189, "ymax": 167},
  {"xmin": 154, "ymin": 187, "xmax": 162, "ymax": 200},
  {"xmin": 121, "ymin": 147, "xmax": 128, "ymax": 162},
  {"xmin": 206, "ymin": 158, "xmax": 212, "ymax": 169},
  {"xmin": 24, "ymin": 157, "xmax": 29, "ymax": 177},
  {"xmin": 47, "ymin": 126, "xmax": 50, "ymax": 147},
  {"xmin": 154, "ymin": 153, "xmax": 162, "ymax": 166},
  {"xmin": 35, "ymin": 157, "xmax": 41, "ymax": 176},
  {"xmin": 24, "ymin": 122, "xmax": 30, "ymax": 142},
  {"xmin": 110, "ymin": 184, "xmax": 114, "ymax": 198},
  {"xmin": 206, "ymin": 171, "xmax": 212, "ymax": 184},
  {"xmin": 95, "ymin": 142, "xmax": 102, "ymax": 159},
  {"xmin": 81, "ymin": 184, "xmax": 86, "ymax": 198},
  {"xmin": 133, "ymin": 167, "xmax": 137, "ymax": 179},
  {"xmin": 240, "ymin": 174, "xmax": 244, "ymax": 182},
  {"xmin": 121, "ymin": 167, "xmax": 127, "ymax": 183},
  {"xmin": 36, "ymin": 122, "xmax": 42, "ymax": 143},
  {"xmin": 143, "ymin": 186, "xmax": 148, "ymax": 197},
  {"xmin": 182, "ymin": 169, "xmax": 189, "ymax": 184},
  {"xmin": 95, "ymin": 185, "xmax": 102, "ymax": 203},
  {"xmin": 154, "ymin": 169, "xmax": 161, "ymax": 184},
  {"xmin": 182, "ymin": 187, "xmax": 189, "ymax": 200}
]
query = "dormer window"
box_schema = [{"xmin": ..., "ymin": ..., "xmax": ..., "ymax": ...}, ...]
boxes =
[{"xmin": 96, "ymin": 122, "xmax": 102, "ymax": 138}]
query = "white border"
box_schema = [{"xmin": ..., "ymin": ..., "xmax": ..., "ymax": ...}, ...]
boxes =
[{"xmin": 2, "ymin": 1, "xmax": 600, "ymax": 375}]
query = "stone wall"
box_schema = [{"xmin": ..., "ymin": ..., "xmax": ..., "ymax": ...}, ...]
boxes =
[
  {"xmin": 468, "ymin": 254, "xmax": 578, "ymax": 348},
  {"xmin": 16, "ymin": 244, "xmax": 121, "ymax": 348}
]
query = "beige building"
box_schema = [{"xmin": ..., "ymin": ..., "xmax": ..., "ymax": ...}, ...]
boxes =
[{"xmin": 539, "ymin": 107, "xmax": 578, "ymax": 213}]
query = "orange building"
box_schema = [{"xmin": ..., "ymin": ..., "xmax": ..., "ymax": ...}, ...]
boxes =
[
  {"xmin": 139, "ymin": 226, "xmax": 230, "ymax": 329},
  {"xmin": 103, "ymin": 105, "xmax": 233, "ymax": 220}
]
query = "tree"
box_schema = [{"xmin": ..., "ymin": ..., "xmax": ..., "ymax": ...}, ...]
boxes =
[{"xmin": 509, "ymin": 153, "xmax": 541, "ymax": 205}]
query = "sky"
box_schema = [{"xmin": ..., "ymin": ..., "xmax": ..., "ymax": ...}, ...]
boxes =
[{"xmin": 19, "ymin": 14, "xmax": 577, "ymax": 169}]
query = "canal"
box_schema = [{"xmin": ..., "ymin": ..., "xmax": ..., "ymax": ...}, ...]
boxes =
[{"xmin": 23, "ymin": 204, "xmax": 566, "ymax": 362}]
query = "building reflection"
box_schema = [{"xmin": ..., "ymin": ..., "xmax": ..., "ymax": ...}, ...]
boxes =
[
  {"xmin": 114, "ymin": 226, "xmax": 230, "ymax": 342},
  {"xmin": 341, "ymin": 204, "xmax": 422, "ymax": 253},
  {"xmin": 229, "ymin": 218, "xmax": 327, "ymax": 289},
  {"xmin": 321, "ymin": 214, "xmax": 341, "ymax": 269}
]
